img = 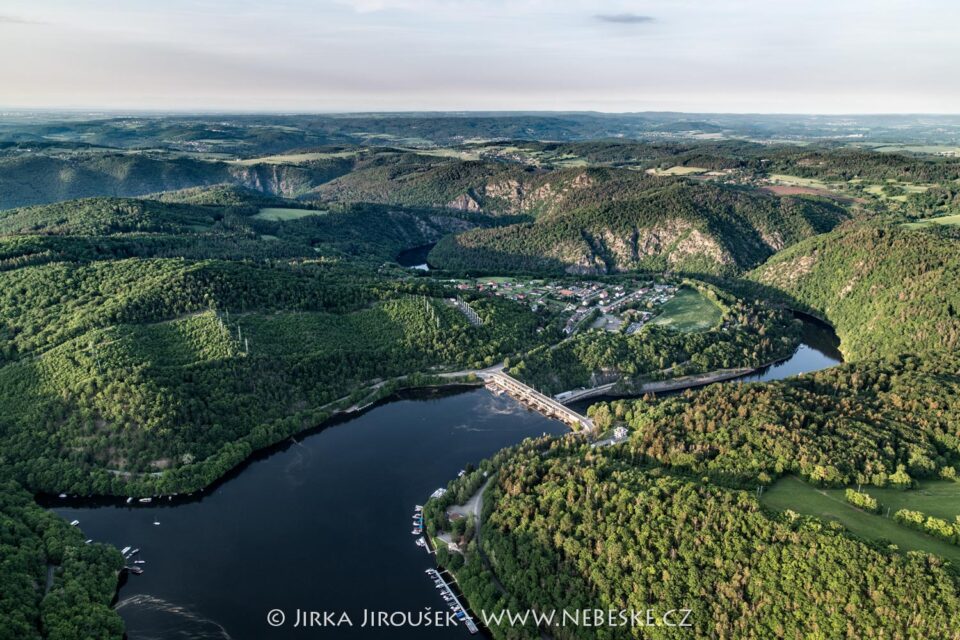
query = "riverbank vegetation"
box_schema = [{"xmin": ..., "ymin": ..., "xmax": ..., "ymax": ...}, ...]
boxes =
[
  {"xmin": 0, "ymin": 480, "xmax": 124, "ymax": 639},
  {"xmin": 431, "ymin": 439, "xmax": 960, "ymax": 639},
  {"xmin": 508, "ymin": 287, "xmax": 799, "ymax": 395}
]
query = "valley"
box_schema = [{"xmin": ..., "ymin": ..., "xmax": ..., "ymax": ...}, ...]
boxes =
[{"xmin": 1, "ymin": 113, "xmax": 960, "ymax": 640}]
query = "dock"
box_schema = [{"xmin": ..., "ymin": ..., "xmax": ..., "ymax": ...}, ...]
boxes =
[{"xmin": 426, "ymin": 568, "xmax": 479, "ymax": 634}]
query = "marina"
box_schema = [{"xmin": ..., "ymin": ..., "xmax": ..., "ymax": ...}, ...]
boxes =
[{"xmin": 425, "ymin": 569, "xmax": 479, "ymax": 635}]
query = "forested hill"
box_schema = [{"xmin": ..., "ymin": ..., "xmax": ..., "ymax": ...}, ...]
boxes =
[
  {"xmin": 750, "ymin": 222, "xmax": 960, "ymax": 360},
  {"xmin": 433, "ymin": 220, "xmax": 960, "ymax": 639},
  {"xmin": 0, "ymin": 193, "xmax": 497, "ymax": 268},
  {"xmin": 429, "ymin": 178, "xmax": 848, "ymax": 275},
  {"xmin": 0, "ymin": 154, "xmax": 355, "ymax": 210}
]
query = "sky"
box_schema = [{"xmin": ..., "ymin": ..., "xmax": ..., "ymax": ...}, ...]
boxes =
[{"xmin": 0, "ymin": 0, "xmax": 957, "ymax": 113}]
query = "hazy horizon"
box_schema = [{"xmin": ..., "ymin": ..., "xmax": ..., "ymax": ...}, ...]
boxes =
[{"xmin": 1, "ymin": 0, "xmax": 958, "ymax": 113}]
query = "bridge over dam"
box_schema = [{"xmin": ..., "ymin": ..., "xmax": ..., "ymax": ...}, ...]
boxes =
[{"xmin": 483, "ymin": 372, "xmax": 595, "ymax": 432}]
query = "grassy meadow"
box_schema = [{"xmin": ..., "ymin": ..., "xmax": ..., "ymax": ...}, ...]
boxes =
[
  {"xmin": 650, "ymin": 287, "xmax": 722, "ymax": 332},
  {"xmin": 253, "ymin": 207, "xmax": 326, "ymax": 221},
  {"xmin": 762, "ymin": 476, "xmax": 960, "ymax": 565}
]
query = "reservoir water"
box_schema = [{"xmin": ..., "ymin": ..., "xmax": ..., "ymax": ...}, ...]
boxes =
[
  {"xmin": 50, "ymin": 316, "xmax": 841, "ymax": 639},
  {"xmin": 395, "ymin": 243, "xmax": 435, "ymax": 271}
]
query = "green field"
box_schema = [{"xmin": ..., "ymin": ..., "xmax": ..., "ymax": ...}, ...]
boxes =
[
  {"xmin": 231, "ymin": 151, "xmax": 357, "ymax": 165},
  {"xmin": 768, "ymin": 174, "xmax": 832, "ymax": 189},
  {"xmin": 864, "ymin": 181, "xmax": 930, "ymax": 202},
  {"xmin": 253, "ymin": 207, "xmax": 326, "ymax": 221},
  {"xmin": 650, "ymin": 287, "xmax": 722, "ymax": 332},
  {"xmin": 762, "ymin": 476, "xmax": 960, "ymax": 565},
  {"xmin": 903, "ymin": 213, "xmax": 960, "ymax": 229},
  {"xmin": 647, "ymin": 165, "xmax": 708, "ymax": 176}
]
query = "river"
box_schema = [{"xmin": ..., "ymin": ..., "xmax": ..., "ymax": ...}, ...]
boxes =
[
  {"xmin": 395, "ymin": 243, "xmax": 435, "ymax": 271},
  {"xmin": 50, "ymin": 317, "xmax": 841, "ymax": 640}
]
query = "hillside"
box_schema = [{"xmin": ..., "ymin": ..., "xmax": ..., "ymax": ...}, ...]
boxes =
[
  {"xmin": 749, "ymin": 222, "xmax": 960, "ymax": 359},
  {"xmin": 0, "ymin": 154, "xmax": 355, "ymax": 210},
  {"xmin": 0, "ymin": 194, "xmax": 494, "ymax": 268},
  {"xmin": 0, "ymin": 256, "xmax": 550, "ymax": 496},
  {"xmin": 430, "ymin": 177, "xmax": 848, "ymax": 275}
]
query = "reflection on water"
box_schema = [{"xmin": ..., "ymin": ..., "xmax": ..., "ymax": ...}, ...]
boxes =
[
  {"xmin": 570, "ymin": 313, "xmax": 843, "ymax": 411},
  {"xmin": 733, "ymin": 312, "xmax": 842, "ymax": 384},
  {"xmin": 54, "ymin": 388, "xmax": 564, "ymax": 639}
]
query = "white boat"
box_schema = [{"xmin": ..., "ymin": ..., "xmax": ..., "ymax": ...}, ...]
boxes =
[
  {"xmin": 121, "ymin": 546, "xmax": 131, "ymax": 555},
  {"xmin": 153, "ymin": 520, "xmax": 160, "ymax": 526},
  {"xmin": 415, "ymin": 505, "xmax": 423, "ymax": 510},
  {"xmin": 134, "ymin": 560, "xmax": 146, "ymax": 564},
  {"xmin": 59, "ymin": 493, "xmax": 68, "ymax": 499},
  {"xmin": 69, "ymin": 520, "xmax": 80, "ymax": 526},
  {"xmin": 126, "ymin": 497, "xmax": 133, "ymax": 504},
  {"xmin": 85, "ymin": 539, "xmax": 92, "ymax": 544},
  {"xmin": 138, "ymin": 498, "xmax": 152, "ymax": 503}
]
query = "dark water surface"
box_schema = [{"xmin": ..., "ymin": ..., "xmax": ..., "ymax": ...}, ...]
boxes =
[
  {"xmin": 51, "ymin": 316, "xmax": 841, "ymax": 639},
  {"xmin": 395, "ymin": 243, "xmax": 435, "ymax": 271},
  {"xmin": 54, "ymin": 389, "xmax": 564, "ymax": 639},
  {"xmin": 734, "ymin": 312, "xmax": 843, "ymax": 384}
]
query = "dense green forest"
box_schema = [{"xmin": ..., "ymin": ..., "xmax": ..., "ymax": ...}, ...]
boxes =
[
  {"xmin": 0, "ymin": 194, "xmax": 504, "ymax": 268},
  {"xmin": 430, "ymin": 177, "xmax": 847, "ymax": 276},
  {"xmin": 0, "ymin": 271, "xmax": 548, "ymax": 495},
  {"xmin": 750, "ymin": 222, "xmax": 960, "ymax": 360},
  {"xmin": 449, "ymin": 439, "xmax": 960, "ymax": 639},
  {"xmin": 0, "ymin": 481, "xmax": 124, "ymax": 639}
]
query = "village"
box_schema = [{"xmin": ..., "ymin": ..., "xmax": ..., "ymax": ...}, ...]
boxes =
[{"xmin": 449, "ymin": 277, "xmax": 680, "ymax": 336}]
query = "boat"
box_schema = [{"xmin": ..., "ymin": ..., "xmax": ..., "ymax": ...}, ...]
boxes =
[
  {"xmin": 69, "ymin": 520, "xmax": 80, "ymax": 526},
  {"xmin": 127, "ymin": 566, "xmax": 143, "ymax": 575},
  {"xmin": 126, "ymin": 497, "xmax": 133, "ymax": 504},
  {"xmin": 121, "ymin": 546, "xmax": 131, "ymax": 555},
  {"xmin": 58, "ymin": 493, "xmax": 68, "ymax": 499},
  {"xmin": 85, "ymin": 539, "xmax": 92, "ymax": 544},
  {"xmin": 415, "ymin": 505, "xmax": 423, "ymax": 511},
  {"xmin": 415, "ymin": 537, "xmax": 426, "ymax": 547},
  {"xmin": 128, "ymin": 548, "xmax": 140, "ymax": 556},
  {"xmin": 134, "ymin": 560, "xmax": 146, "ymax": 564},
  {"xmin": 153, "ymin": 520, "xmax": 160, "ymax": 526},
  {"xmin": 138, "ymin": 497, "xmax": 152, "ymax": 503},
  {"xmin": 411, "ymin": 529, "xmax": 421, "ymax": 535}
]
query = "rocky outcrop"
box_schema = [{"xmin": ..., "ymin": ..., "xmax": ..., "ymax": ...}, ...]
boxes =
[{"xmin": 446, "ymin": 193, "xmax": 483, "ymax": 212}]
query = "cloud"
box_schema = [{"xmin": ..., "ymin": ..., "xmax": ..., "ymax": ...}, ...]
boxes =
[
  {"xmin": 594, "ymin": 13, "xmax": 654, "ymax": 25},
  {"xmin": 0, "ymin": 14, "xmax": 45, "ymax": 25}
]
